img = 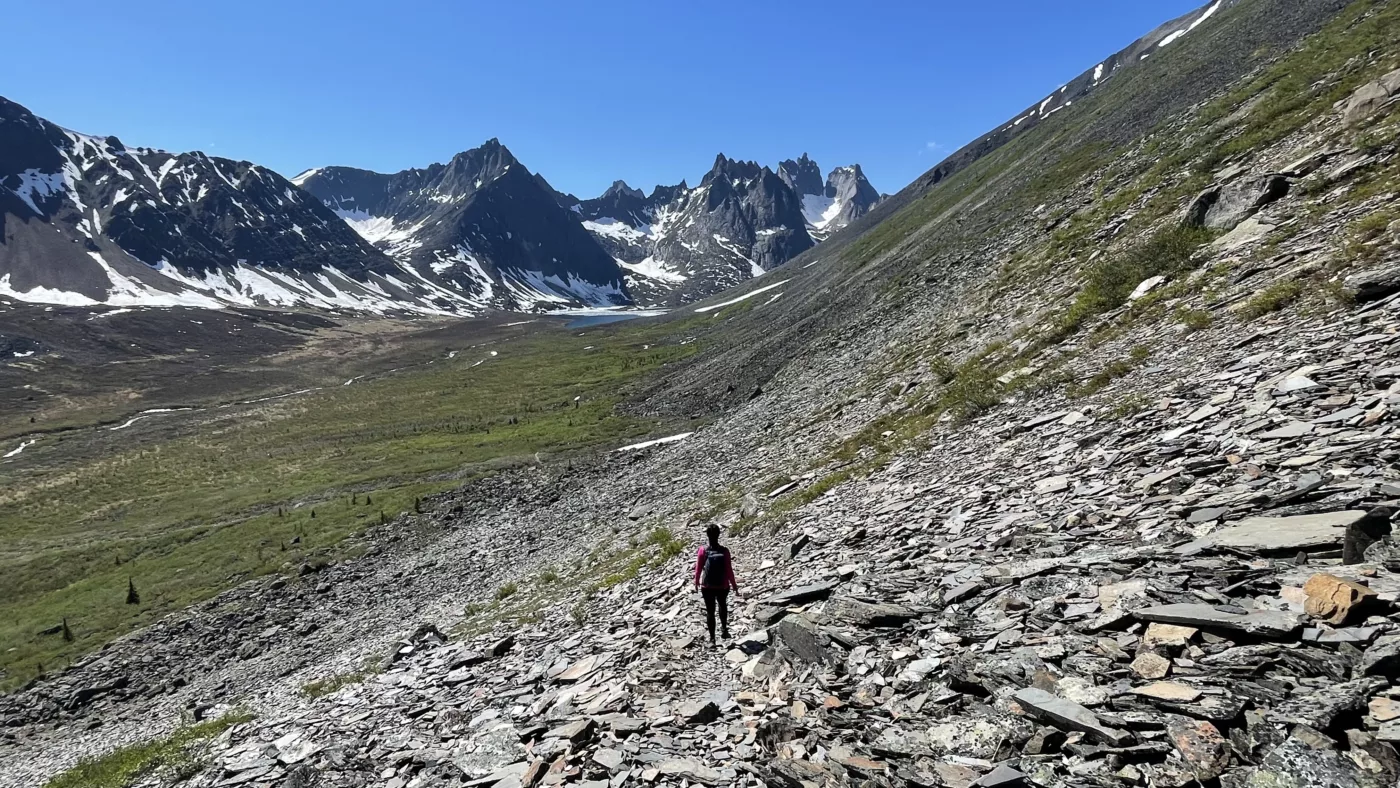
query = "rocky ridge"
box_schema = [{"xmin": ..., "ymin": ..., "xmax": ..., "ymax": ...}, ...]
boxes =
[{"xmin": 0, "ymin": 97, "xmax": 476, "ymax": 316}]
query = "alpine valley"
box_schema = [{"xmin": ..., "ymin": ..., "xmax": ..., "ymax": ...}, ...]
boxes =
[{"xmin": 11, "ymin": 0, "xmax": 1400, "ymax": 787}]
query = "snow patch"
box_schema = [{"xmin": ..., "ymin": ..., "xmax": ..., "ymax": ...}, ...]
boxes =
[
  {"xmin": 7, "ymin": 169, "xmax": 66, "ymax": 215},
  {"xmin": 3, "ymin": 439, "xmax": 37, "ymax": 459},
  {"xmin": 583, "ymin": 217, "xmax": 652, "ymax": 242},
  {"xmin": 615, "ymin": 432, "xmax": 694, "ymax": 452},
  {"xmin": 1159, "ymin": 1, "xmax": 1220, "ymax": 47},
  {"xmin": 0, "ymin": 274, "xmax": 100, "ymax": 306},
  {"xmin": 801, "ymin": 193, "xmax": 843, "ymax": 230},
  {"xmin": 618, "ymin": 256, "xmax": 687, "ymax": 283},
  {"xmin": 694, "ymin": 279, "xmax": 790, "ymax": 313}
]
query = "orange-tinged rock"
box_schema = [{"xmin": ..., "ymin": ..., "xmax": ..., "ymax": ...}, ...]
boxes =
[{"xmin": 1303, "ymin": 573, "xmax": 1378, "ymax": 625}]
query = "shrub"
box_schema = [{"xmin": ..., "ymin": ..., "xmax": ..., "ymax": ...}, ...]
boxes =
[
  {"xmin": 1175, "ymin": 308, "xmax": 1213, "ymax": 331},
  {"xmin": 1239, "ymin": 281, "xmax": 1303, "ymax": 320},
  {"xmin": 645, "ymin": 527, "xmax": 686, "ymax": 563},
  {"xmin": 495, "ymin": 582, "xmax": 518, "ymax": 601},
  {"xmin": 1051, "ymin": 226, "xmax": 1214, "ymax": 341},
  {"xmin": 1067, "ymin": 346, "xmax": 1151, "ymax": 398},
  {"xmin": 937, "ymin": 358, "xmax": 1005, "ymax": 421}
]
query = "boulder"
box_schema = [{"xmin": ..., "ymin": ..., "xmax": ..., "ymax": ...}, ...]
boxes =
[
  {"xmin": 1361, "ymin": 635, "xmax": 1400, "ymax": 678},
  {"xmin": 774, "ymin": 614, "xmax": 831, "ymax": 665},
  {"xmin": 1302, "ymin": 573, "xmax": 1378, "ymax": 625},
  {"xmin": 1344, "ymin": 263, "xmax": 1400, "ymax": 304},
  {"xmin": 1183, "ymin": 174, "xmax": 1290, "ymax": 231},
  {"xmin": 1342, "ymin": 68, "xmax": 1400, "ymax": 126},
  {"xmin": 1166, "ymin": 717, "xmax": 1230, "ymax": 782}
]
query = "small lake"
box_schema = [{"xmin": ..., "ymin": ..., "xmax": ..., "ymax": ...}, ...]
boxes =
[{"xmin": 564, "ymin": 312, "xmax": 656, "ymax": 328}]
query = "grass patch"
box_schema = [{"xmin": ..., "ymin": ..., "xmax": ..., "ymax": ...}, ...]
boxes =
[
  {"xmin": 597, "ymin": 526, "xmax": 687, "ymax": 590},
  {"xmin": 1049, "ymin": 225, "xmax": 1214, "ymax": 342},
  {"xmin": 300, "ymin": 670, "xmax": 369, "ymax": 699},
  {"xmin": 1203, "ymin": 0, "xmax": 1400, "ymax": 162},
  {"xmin": 495, "ymin": 581, "xmax": 519, "ymax": 601},
  {"xmin": 1067, "ymin": 346, "xmax": 1151, "ymax": 398},
  {"xmin": 44, "ymin": 711, "xmax": 253, "ymax": 788},
  {"xmin": 1175, "ymin": 307, "xmax": 1213, "ymax": 331},
  {"xmin": 0, "ymin": 327, "xmax": 698, "ymax": 689},
  {"xmin": 1239, "ymin": 281, "xmax": 1304, "ymax": 320}
]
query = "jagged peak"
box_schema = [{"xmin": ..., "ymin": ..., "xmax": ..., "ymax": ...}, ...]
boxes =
[
  {"xmin": 648, "ymin": 181, "xmax": 688, "ymax": 203},
  {"xmin": 779, "ymin": 154, "xmax": 825, "ymax": 197},
  {"xmin": 704, "ymin": 154, "xmax": 764, "ymax": 186},
  {"xmin": 451, "ymin": 138, "xmax": 518, "ymax": 167},
  {"xmin": 600, "ymin": 180, "xmax": 645, "ymax": 201}
]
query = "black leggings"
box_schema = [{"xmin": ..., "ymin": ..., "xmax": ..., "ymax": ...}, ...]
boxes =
[{"xmin": 702, "ymin": 588, "xmax": 730, "ymax": 641}]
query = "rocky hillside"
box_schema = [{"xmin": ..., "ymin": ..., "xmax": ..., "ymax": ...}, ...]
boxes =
[
  {"xmin": 8, "ymin": 0, "xmax": 1400, "ymax": 787},
  {"xmin": 292, "ymin": 143, "xmax": 632, "ymax": 312}
]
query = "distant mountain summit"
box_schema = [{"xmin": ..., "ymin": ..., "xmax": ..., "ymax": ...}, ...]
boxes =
[
  {"xmin": 293, "ymin": 141, "xmax": 629, "ymax": 311},
  {"xmin": 569, "ymin": 153, "xmax": 881, "ymax": 306},
  {"xmin": 781, "ymin": 158, "xmax": 882, "ymax": 240}
]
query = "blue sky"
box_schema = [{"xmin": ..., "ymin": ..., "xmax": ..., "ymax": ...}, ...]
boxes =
[{"xmin": 6, "ymin": 1, "xmax": 1206, "ymax": 199}]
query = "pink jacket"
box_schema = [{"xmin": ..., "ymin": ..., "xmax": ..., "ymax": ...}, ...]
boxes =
[{"xmin": 693, "ymin": 545, "xmax": 738, "ymax": 590}]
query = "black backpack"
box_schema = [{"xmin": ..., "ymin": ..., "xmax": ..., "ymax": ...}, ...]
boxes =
[{"xmin": 701, "ymin": 547, "xmax": 729, "ymax": 587}]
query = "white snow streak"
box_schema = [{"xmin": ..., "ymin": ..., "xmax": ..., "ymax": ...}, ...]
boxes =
[
  {"xmin": 694, "ymin": 279, "xmax": 790, "ymax": 313},
  {"xmin": 3, "ymin": 439, "xmax": 37, "ymax": 459},
  {"xmin": 614, "ymin": 432, "xmax": 694, "ymax": 452}
]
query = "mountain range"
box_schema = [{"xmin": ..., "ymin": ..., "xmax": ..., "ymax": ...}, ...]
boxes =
[
  {"xmin": 0, "ymin": 100, "xmax": 882, "ymax": 314},
  {"xmin": 295, "ymin": 150, "xmax": 883, "ymax": 308}
]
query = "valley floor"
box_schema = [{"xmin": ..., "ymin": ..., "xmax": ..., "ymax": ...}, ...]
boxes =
[{"xmin": 0, "ymin": 305, "xmax": 695, "ymax": 693}]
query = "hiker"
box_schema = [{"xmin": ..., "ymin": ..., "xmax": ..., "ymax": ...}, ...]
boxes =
[{"xmin": 693, "ymin": 524, "xmax": 738, "ymax": 644}]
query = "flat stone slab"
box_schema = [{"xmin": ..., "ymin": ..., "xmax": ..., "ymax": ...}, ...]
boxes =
[
  {"xmin": 762, "ymin": 580, "xmax": 838, "ymax": 607},
  {"xmin": 1132, "ymin": 681, "xmax": 1203, "ymax": 703},
  {"xmin": 1173, "ymin": 510, "xmax": 1368, "ymax": 556},
  {"xmin": 824, "ymin": 596, "xmax": 917, "ymax": 628},
  {"xmin": 1134, "ymin": 603, "xmax": 1303, "ymax": 638},
  {"xmin": 1012, "ymin": 687, "xmax": 1131, "ymax": 746}
]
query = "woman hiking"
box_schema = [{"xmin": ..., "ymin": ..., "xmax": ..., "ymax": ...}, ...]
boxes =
[{"xmin": 693, "ymin": 524, "xmax": 739, "ymax": 645}]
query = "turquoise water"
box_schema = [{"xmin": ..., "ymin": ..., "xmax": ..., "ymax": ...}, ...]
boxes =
[{"xmin": 564, "ymin": 313, "xmax": 651, "ymax": 328}]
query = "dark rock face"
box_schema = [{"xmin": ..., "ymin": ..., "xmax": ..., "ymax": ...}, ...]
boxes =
[
  {"xmin": 294, "ymin": 142, "xmax": 630, "ymax": 311},
  {"xmin": 821, "ymin": 165, "xmax": 882, "ymax": 232},
  {"xmin": 778, "ymin": 153, "xmax": 823, "ymax": 197}
]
